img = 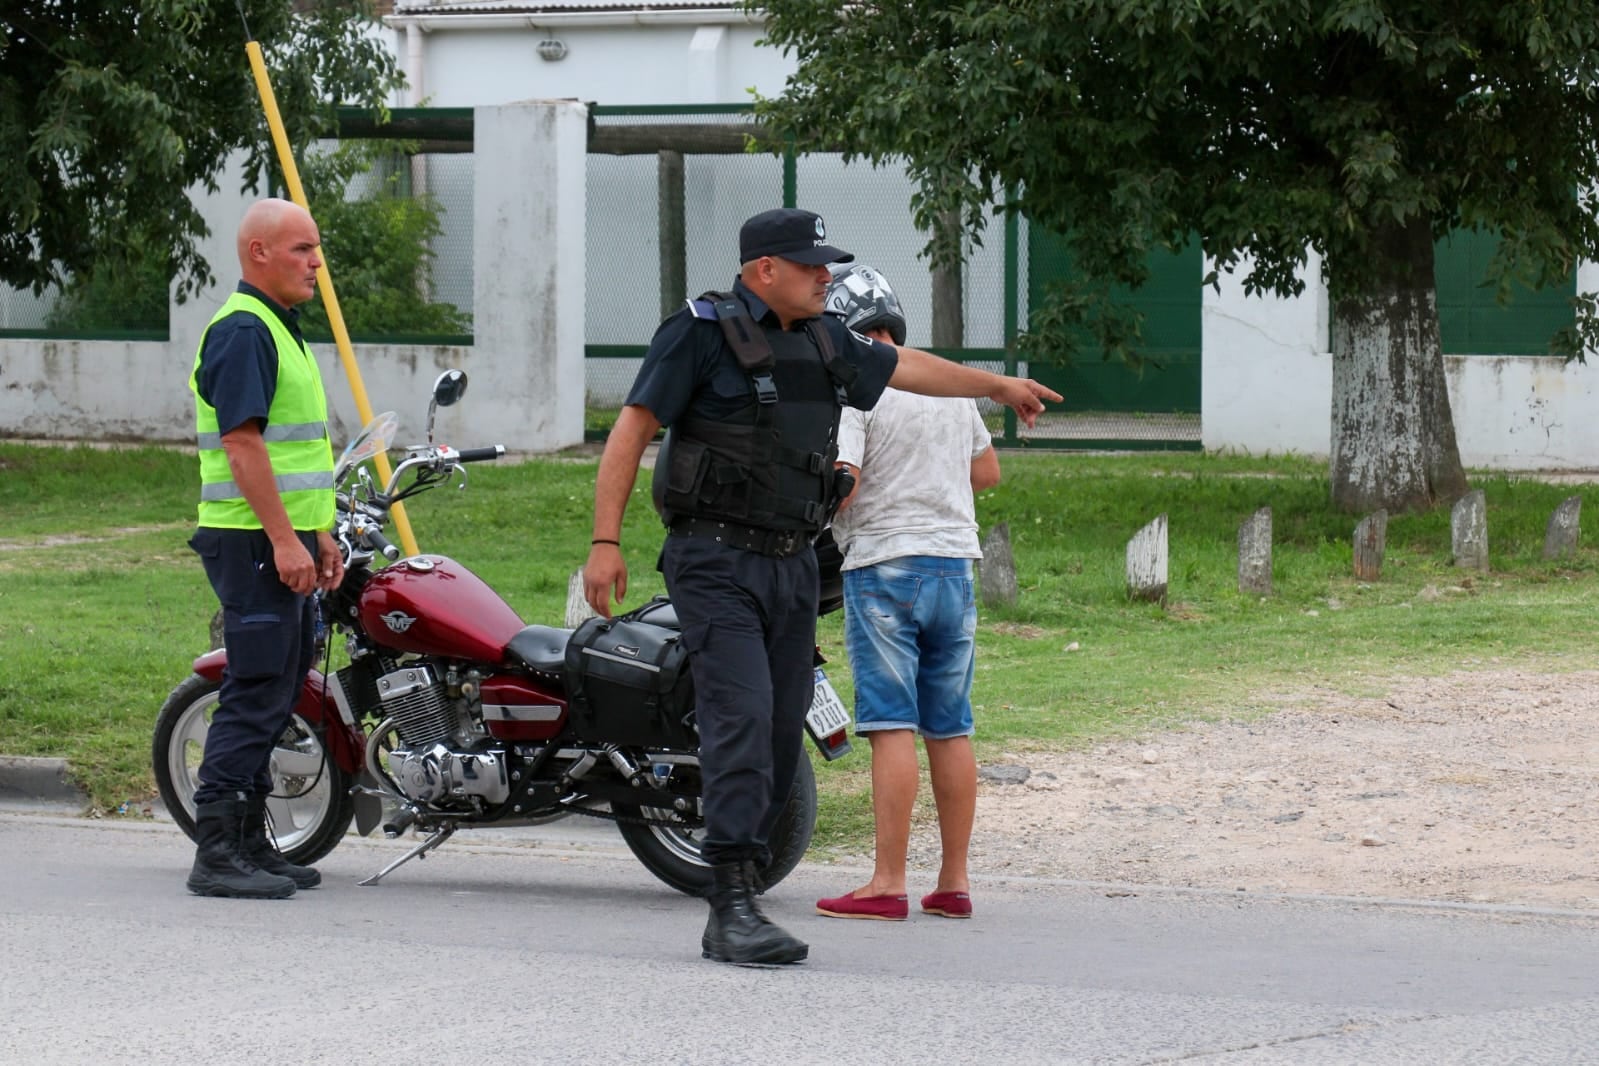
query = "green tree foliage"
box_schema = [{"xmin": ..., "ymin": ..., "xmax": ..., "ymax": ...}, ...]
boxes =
[
  {"xmin": 759, "ymin": 1, "xmax": 1599, "ymax": 511},
  {"xmin": 297, "ymin": 141, "xmax": 471, "ymax": 339},
  {"xmin": 1, "ymin": 1, "xmax": 401, "ymax": 299}
]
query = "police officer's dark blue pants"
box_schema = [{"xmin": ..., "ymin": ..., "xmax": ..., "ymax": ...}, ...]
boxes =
[
  {"xmin": 661, "ymin": 535, "xmax": 818, "ymax": 867},
  {"xmin": 189, "ymin": 527, "xmax": 318, "ymax": 806}
]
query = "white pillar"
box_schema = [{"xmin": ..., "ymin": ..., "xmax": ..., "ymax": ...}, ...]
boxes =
[
  {"xmin": 1201, "ymin": 252, "xmax": 1331, "ymax": 457},
  {"xmin": 465, "ymin": 101, "xmax": 588, "ymax": 452}
]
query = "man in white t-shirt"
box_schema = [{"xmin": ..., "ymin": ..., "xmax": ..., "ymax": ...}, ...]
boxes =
[{"xmin": 815, "ymin": 264, "xmax": 999, "ymax": 922}]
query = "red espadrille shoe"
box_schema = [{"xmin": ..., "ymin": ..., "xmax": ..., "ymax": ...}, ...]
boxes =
[
  {"xmin": 815, "ymin": 890, "xmax": 909, "ymax": 921},
  {"xmin": 920, "ymin": 890, "xmax": 972, "ymax": 918}
]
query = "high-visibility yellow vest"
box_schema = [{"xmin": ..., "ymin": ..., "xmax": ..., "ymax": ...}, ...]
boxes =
[{"xmin": 190, "ymin": 292, "xmax": 335, "ymax": 530}]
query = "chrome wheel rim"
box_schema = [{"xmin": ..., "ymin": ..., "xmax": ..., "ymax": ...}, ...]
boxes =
[
  {"xmin": 165, "ymin": 690, "xmax": 338, "ymax": 853},
  {"xmin": 641, "ymin": 815, "xmax": 710, "ymax": 868}
]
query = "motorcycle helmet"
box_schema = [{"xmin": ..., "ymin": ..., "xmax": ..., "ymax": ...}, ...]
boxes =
[{"xmin": 825, "ymin": 263, "xmax": 907, "ymax": 346}]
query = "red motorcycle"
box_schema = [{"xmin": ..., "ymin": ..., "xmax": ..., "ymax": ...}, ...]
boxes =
[{"xmin": 153, "ymin": 370, "xmax": 853, "ymax": 894}]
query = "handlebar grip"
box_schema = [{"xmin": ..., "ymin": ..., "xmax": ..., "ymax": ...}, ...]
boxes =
[
  {"xmin": 367, "ymin": 528, "xmax": 402, "ymax": 562},
  {"xmin": 456, "ymin": 446, "xmax": 505, "ymax": 463}
]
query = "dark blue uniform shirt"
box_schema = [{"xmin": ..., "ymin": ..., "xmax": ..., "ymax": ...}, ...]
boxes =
[
  {"xmin": 193, "ymin": 282, "xmax": 310, "ymax": 437},
  {"xmin": 625, "ymin": 278, "xmax": 898, "ymax": 423}
]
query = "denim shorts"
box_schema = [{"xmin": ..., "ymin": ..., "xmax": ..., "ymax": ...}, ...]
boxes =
[{"xmin": 842, "ymin": 556, "xmax": 976, "ymax": 740}]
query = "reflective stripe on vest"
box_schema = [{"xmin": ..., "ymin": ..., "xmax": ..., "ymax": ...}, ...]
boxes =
[
  {"xmin": 194, "ymin": 421, "xmax": 329, "ymax": 451},
  {"xmin": 199, "ymin": 470, "xmax": 336, "ymax": 502},
  {"xmin": 190, "ymin": 292, "xmax": 335, "ymax": 530}
]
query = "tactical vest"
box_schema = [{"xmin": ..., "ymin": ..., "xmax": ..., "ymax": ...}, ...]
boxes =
[
  {"xmin": 652, "ymin": 291, "xmax": 857, "ymax": 533},
  {"xmin": 190, "ymin": 292, "xmax": 335, "ymax": 530}
]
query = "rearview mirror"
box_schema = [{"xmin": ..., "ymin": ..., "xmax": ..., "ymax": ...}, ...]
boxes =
[
  {"xmin": 426, "ymin": 369, "xmax": 468, "ymax": 443},
  {"xmin": 431, "ymin": 369, "xmax": 468, "ymax": 408}
]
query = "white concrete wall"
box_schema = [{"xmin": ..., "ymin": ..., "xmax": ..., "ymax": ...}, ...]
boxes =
[
  {"xmin": 1203, "ymin": 255, "xmax": 1599, "ymax": 469},
  {"xmin": 1201, "ymin": 253, "xmax": 1331, "ymax": 457},
  {"xmin": 1447, "ymin": 355, "xmax": 1599, "ymax": 468}
]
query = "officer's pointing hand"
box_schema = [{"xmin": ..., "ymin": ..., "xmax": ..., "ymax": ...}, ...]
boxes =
[{"xmin": 991, "ymin": 377, "xmax": 1062, "ymax": 429}]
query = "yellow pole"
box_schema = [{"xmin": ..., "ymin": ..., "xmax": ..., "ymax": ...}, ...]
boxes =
[{"xmin": 242, "ymin": 39, "xmax": 420, "ymax": 557}]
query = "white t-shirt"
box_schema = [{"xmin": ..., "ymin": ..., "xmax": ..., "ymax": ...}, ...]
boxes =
[{"xmin": 832, "ymin": 388, "xmax": 993, "ymax": 571}]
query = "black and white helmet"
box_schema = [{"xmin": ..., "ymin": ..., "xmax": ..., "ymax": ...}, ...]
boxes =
[{"xmin": 825, "ymin": 263, "xmax": 907, "ymax": 346}]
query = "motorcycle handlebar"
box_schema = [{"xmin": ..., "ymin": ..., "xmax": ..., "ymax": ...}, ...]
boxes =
[
  {"xmin": 455, "ymin": 445, "xmax": 505, "ymax": 463},
  {"xmin": 366, "ymin": 528, "xmax": 402, "ymax": 562}
]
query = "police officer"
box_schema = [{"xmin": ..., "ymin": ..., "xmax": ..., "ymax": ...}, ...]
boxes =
[
  {"xmin": 186, "ymin": 198, "xmax": 344, "ymax": 899},
  {"xmin": 584, "ymin": 208, "xmax": 1058, "ymax": 965}
]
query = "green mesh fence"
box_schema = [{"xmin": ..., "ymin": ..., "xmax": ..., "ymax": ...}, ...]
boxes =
[
  {"xmin": 0, "ymin": 285, "xmax": 61, "ymax": 335},
  {"xmin": 585, "ymin": 105, "xmax": 786, "ymax": 410},
  {"xmin": 300, "ymin": 138, "xmax": 473, "ymax": 346},
  {"xmin": 0, "ymin": 258, "xmax": 167, "ymax": 341}
]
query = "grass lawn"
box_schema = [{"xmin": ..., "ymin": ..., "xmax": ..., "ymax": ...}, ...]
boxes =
[{"xmin": 3, "ymin": 442, "xmax": 1596, "ymax": 850}]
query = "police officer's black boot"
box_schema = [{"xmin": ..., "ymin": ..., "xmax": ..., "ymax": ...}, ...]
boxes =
[
  {"xmin": 701, "ymin": 860, "xmax": 808, "ymax": 965},
  {"xmin": 241, "ymin": 792, "xmax": 321, "ymax": 889},
  {"xmin": 186, "ymin": 793, "xmax": 297, "ymax": 900}
]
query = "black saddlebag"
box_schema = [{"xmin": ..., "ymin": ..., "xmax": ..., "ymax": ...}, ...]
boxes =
[{"xmin": 563, "ymin": 604, "xmax": 696, "ymax": 751}]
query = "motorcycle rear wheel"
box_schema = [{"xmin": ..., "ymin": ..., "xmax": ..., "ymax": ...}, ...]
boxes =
[
  {"xmin": 152, "ymin": 673, "xmax": 356, "ymax": 866},
  {"xmin": 615, "ymin": 751, "xmax": 817, "ymax": 897}
]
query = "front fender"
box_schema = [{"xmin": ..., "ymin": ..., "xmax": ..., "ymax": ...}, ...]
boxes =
[{"xmin": 188, "ymin": 650, "xmax": 365, "ymax": 774}]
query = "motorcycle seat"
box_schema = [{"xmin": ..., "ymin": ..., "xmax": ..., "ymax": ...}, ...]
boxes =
[{"xmin": 505, "ymin": 624, "xmax": 573, "ymax": 673}]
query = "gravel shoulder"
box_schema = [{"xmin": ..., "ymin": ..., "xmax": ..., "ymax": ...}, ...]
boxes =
[{"xmin": 909, "ymin": 669, "xmax": 1599, "ymax": 910}]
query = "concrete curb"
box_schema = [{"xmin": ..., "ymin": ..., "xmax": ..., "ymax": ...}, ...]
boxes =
[{"xmin": 0, "ymin": 756, "xmax": 89, "ymax": 810}]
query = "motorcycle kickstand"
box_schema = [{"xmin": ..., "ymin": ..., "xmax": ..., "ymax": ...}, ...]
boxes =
[{"xmin": 358, "ymin": 821, "xmax": 458, "ymax": 887}]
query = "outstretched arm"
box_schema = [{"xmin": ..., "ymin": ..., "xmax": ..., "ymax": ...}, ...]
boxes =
[{"xmin": 888, "ymin": 347, "xmax": 1061, "ymax": 428}]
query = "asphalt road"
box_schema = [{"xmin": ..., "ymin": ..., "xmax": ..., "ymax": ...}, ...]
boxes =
[{"xmin": 2, "ymin": 810, "xmax": 1598, "ymax": 1065}]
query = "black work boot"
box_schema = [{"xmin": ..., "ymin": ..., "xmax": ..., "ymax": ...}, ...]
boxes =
[
  {"xmin": 242, "ymin": 793, "xmax": 321, "ymax": 889},
  {"xmin": 701, "ymin": 860, "xmax": 808, "ymax": 966},
  {"xmin": 186, "ymin": 794, "xmax": 297, "ymax": 900}
]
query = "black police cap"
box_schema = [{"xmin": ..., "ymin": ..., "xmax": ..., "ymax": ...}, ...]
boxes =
[{"xmin": 738, "ymin": 208, "xmax": 854, "ymax": 266}]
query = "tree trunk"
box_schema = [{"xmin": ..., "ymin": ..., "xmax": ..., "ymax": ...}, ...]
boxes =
[
  {"xmin": 930, "ymin": 210, "xmax": 964, "ymax": 348},
  {"xmin": 1329, "ymin": 218, "xmax": 1468, "ymax": 514}
]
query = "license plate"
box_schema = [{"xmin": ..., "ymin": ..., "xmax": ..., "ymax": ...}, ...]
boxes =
[{"xmin": 807, "ymin": 667, "xmax": 852, "ymax": 738}]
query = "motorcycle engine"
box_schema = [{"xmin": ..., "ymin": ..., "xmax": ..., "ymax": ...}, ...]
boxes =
[
  {"xmin": 387, "ymin": 742, "xmax": 509, "ymax": 806},
  {"xmin": 351, "ymin": 659, "xmax": 511, "ymax": 807}
]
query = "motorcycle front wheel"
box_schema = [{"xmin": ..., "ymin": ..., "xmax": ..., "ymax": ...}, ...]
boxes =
[
  {"xmin": 614, "ymin": 751, "xmax": 818, "ymax": 897},
  {"xmin": 152, "ymin": 673, "xmax": 356, "ymax": 866}
]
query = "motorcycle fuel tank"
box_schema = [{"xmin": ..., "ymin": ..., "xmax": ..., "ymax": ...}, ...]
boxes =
[{"xmin": 359, "ymin": 555, "xmax": 524, "ymax": 662}]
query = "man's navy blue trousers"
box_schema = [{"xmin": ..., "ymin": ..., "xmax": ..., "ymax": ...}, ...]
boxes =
[
  {"xmin": 189, "ymin": 527, "xmax": 318, "ymax": 805},
  {"xmin": 660, "ymin": 534, "xmax": 818, "ymax": 866}
]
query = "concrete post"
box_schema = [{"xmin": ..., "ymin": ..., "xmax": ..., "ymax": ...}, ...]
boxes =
[{"xmin": 470, "ymin": 100, "xmax": 588, "ymax": 452}]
